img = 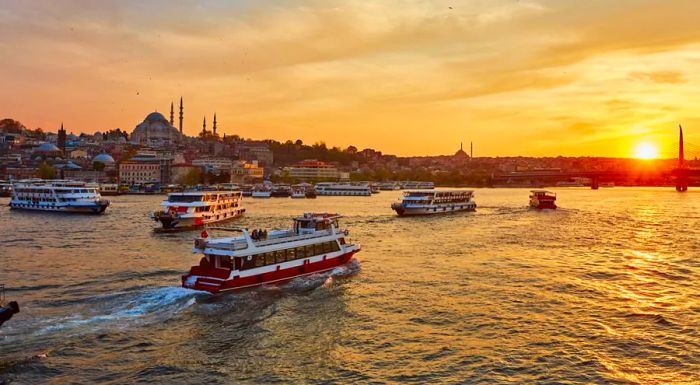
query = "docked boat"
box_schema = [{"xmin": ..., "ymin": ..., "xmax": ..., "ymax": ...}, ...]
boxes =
[
  {"xmin": 240, "ymin": 184, "xmax": 253, "ymax": 197},
  {"xmin": 99, "ymin": 183, "xmax": 121, "ymax": 196},
  {"xmin": 369, "ymin": 183, "xmax": 380, "ymax": 194},
  {"xmin": 182, "ymin": 213, "xmax": 361, "ymax": 293},
  {"xmin": 529, "ymin": 190, "xmax": 557, "ymax": 210},
  {"xmin": 315, "ymin": 182, "xmax": 371, "ymax": 196},
  {"xmin": 0, "ymin": 181, "xmax": 12, "ymax": 197},
  {"xmin": 391, "ymin": 190, "xmax": 476, "ymax": 216},
  {"xmin": 271, "ymin": 184, "xmax": 292, "ymax": 198},
  {"xmin": 291, "ymin": 186, "xmax": 306, "ymax": 199},
  {"xmin": 379, "ymin": 182, "xmax": 401, "ymax": 191},
  {"xmin": 252, "ymin": 185, "xmax": 272, "ymax": 198},
  {"xmin": 151, "ymin": 190, "xmax": 245, "ymax": 231},
  {"xmin": 10, "ymin": 180, "xmax": 110, "ymax": 214}
]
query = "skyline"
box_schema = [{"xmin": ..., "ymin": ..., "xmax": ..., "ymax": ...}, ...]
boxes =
[{"xmin": 2, "ymin": 0, "xmax": 700, "ymax": 157}]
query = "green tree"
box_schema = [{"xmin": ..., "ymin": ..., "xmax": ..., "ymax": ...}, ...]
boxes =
[
  {"xmin": 178, "ymin": 168, "xmax": 202, "ymax": 186},
  {"xmin": 37, "ymin": 162, "xmax": 55, "ymax": 179}
]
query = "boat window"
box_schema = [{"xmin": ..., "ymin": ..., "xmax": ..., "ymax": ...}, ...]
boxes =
[
  {"xmin": 265, "ymin": 252, "xmax": 275, "ymax": 265},
  {"xmin": 219, "ymin": 256, "xmax": 233, "ymax": 269},
  {"xmin": 305, "ymin": 244, "xmax": 316, "ymax": 257},
  {"xmin": 168, "ymin": 195, "xmax": 203, "ymax": 203},
  {"xmin": 322, "ymin": 242, "xmax": 333, "ymax": 253},
  {"xmin": 287, "ymin": 248, "xmax": 296, "ymax": 260},
  {"xmin": 296, "ymin": 247, "xmax": 306, "ymax": 259},
  {"xmin": 254, "ymin": 254, "xmax": 264, "ymax": 267},
  {"xmin": 275, "ymin": 250, "xmax": 286, "ymax": 263}
]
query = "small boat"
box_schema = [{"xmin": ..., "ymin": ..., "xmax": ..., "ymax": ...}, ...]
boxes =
[
  {"xmin": 291, "ymin": 186, "xmax": 306, "ymax": 199},
  {"xmin": 10, "ymin": 179, "xmax": 110, "ymax": 214},
  {"xmin": 391, "ymin": 190, "xmax": 476, "ymax": 216},
  {"xmin": 252, "ymin": 185, "xmax": 272, "ymax": 198},
  {"xmin": 271, "ymin": 184, "xmax": 292, "ymax": 198},
  {"xmin": 99, "ymin": 183, "xmax": 121, "ymax": 196},
  {"xmin": 0, "ymin": 181, "xmax": 13, "ymax": 197},
  {"xmin": 0, "ymin": 284, "xmax": 19, "ymax": 328},
  {"xmin": 529, "ymin": 190, "xmax": 557, "ymax": 210},
  {"xmin": 151, "ymin": 190, "xmax": 245, "ymax": 231},
  {"xmin": 240, "ymin": 185, "xmax": 253, "ymax": 197},
  {"xmin": 182, "ymin": 213, "xmax": 361, "ymax": 293}
]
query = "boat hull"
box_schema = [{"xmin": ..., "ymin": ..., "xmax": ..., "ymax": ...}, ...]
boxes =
[
  {"xmin": 183, "ymin": 250, "xmax": 358, "ymax": 293},
  {"xmin": 391, "ymin": 202, "xmax": 476, "ymax": 216},
  {"xmin": 9, "ymin": 200, "xmax": 110, "ymax": 214},
  {"xmin": 153, "ymin": 209, "xmax": 245, "ymax": 231}
]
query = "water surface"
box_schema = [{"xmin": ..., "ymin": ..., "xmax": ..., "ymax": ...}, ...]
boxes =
[{"xmin": 1, "ymin": 188, "xmax": 699, "ymax": 384}]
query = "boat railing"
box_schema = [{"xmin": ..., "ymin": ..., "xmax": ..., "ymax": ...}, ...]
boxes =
[{"xmin": 253, "ymin": 229, "xmax": 333, "ymax": 247}]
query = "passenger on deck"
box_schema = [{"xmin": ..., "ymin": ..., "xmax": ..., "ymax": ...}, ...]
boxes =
[
  {"xmin": 252, "ymin": 229, "xmax": 258, "ymax": 240},
  {"xmin": 262, "ymin": 229, "xmax": 268, "ymax": 239}
]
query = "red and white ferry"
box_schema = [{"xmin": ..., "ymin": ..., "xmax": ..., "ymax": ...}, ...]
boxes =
[
  {"xmin": 529, "ymin": 190, "xmax": 557, "ymax": 210},
  {"xmin": 182, "ymin": 213, "xmax": 361, "ymax": 293}
]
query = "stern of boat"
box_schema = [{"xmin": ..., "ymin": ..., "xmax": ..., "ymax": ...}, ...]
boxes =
[{"xmin": 390, "ymin": 202, "xmax": 405, "ymax": 215}]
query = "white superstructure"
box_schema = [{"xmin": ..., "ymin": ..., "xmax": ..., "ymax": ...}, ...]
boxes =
[
  {"xmin": 10, "ymin": 179, "xmax": 110, "ymax": 214},
  {"xmin": 151, "ymin": 190, "xmax": 245, "ymax": 230},
  {"xmin": 391, "ymin": 190, "xmax": 476, "ymax": 216},
  {"xmin": 314, "ymin": 182, "xmax": 371, "ymax": 196}
]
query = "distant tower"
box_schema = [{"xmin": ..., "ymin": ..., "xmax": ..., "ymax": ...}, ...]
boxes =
[
  {"xmin": 470, "ymin": 141, "xmax": 473, "ymax": 158},
  {"xmin": 169, "ymin": 102, "xmax": 174, "ymax": 125},
  {"xmin": 460, "ymin": 142, "xmax": 463, "ymax": 151},
  {"xmin": 57, "ymin": 123, "xmax": 66, "ymax": 153},
  {"xmin": 202, "ymin": 116, "xmax": 207, "ymax": 135},
  {"xmin": 679, "ymin": 124, "xmax": 685, "ymax": 168},
  {"xmin": 213, "ymin": 113, "xmax": 217, "ymax": 136},
  {"xmin": 178, "ymin": 97, "xmax": 183, "ymax": 134}
]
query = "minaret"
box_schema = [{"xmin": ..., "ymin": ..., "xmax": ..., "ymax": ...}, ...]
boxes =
[
  {"xmin": 202, "ymin": 116, "xmax": 206, "ymax": 135},
  {"xmin": 169, "ymin": 102, "xmax": 174, "ymax": 125},
  {"xmin": 213, "ymin": 113, "xmax": 217, "ymax": 136},
  {"xmin": 679, "ymin": 124, "xmax": 685, "ymax": 168},
  {"xmin": 58, "ymin": 123, "xmax": 66, "ymax": 153},
  {"xmin": 178, "ymin": 97, "xmax": 183, "ymax": 134},
  {"xmin": 470, "ymin": 141, "xmax": 473, "ymax": 158},
  {"xmin": 460, "ymin": 142, "xmax": 463, "ymax": 151}
]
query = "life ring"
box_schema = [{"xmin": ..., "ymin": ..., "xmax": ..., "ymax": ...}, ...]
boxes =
[{"xmin": 200, "ymin": 230, "xmax": 209, "ymax": 238}]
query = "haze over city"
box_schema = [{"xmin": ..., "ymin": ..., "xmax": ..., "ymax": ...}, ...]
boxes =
[{"xmin": 2, "ymin": 0, "xmax": 700, "ymax": 157}]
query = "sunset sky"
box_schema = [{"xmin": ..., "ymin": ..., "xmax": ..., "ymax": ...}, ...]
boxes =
[{"xmin": 1, "ymin": 0, "xmax": 699, "ymax": 157}]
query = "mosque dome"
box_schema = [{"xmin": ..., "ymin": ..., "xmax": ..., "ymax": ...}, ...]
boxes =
[
  {"xmin": 454, "ymin": 142, "xmax": 469, "ymax": 160},
  {"xmin": 145, "ymin": 112, "xmax": 168, "ymax": 123},
  {"xmin": 131, "ymin": 111, "xmax": 182, "ymax": 146},
  {"xmin": 34, "ymin": 143, "xmax": 61, "ymax": 153},
  {"xmin": 93, "ymin": 153, "xmax": 115, "ymax": 165}
]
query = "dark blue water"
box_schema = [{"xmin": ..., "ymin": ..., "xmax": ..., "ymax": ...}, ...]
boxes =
[{"xmin": 1, "ymin": 188, "xmax": 699, "ymax": 384}]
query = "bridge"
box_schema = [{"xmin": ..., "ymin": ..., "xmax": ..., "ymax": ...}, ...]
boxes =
[{"xmin": 491, "ymin": 126, "xmax": 698, "ymax": 191}]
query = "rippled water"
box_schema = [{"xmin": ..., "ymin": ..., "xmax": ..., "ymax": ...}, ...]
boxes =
[{"xmin": 1, "ymin": 188, "xmax": 699, "ymax": 384}]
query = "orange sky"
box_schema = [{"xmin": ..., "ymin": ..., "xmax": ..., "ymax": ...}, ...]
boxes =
[{"xmin": 1, "ymin": 0, "xmax": 699, "ymax": 157}]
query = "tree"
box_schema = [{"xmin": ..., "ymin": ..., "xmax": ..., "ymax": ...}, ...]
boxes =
[
  {"xmin": 37, "ymin": 162, "xmax": 55, "ymax": 179},
  {"xmin": 0, "ymin": 118, "xmax": 25, "ymax": 133},
  {"xmin": 178, "ymin": 168, "xmax": 202, "ymax": 186}
]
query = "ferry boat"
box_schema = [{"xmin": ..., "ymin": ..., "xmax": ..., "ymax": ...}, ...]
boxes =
[
  {"xmin": 315, "ymin": 182, "xmax": 371, "ymax": 196},
  {"xmin": 391, "ymin": 190, "xmax": 476, "ymax": 216},
  {"xmin": 10, "ymin": 180, "xmax": 110, "ymax": 214},
  {"xmin": 252, "ymin": 185, "xmax": 272, "ymax": 198},
  {"xmin": 400, "ymin": 181, "xmax": 435, "ymax": 190},
  {"xmin": 240, "ymin": 184, "xmax": 253, "ymax": 197},
  {"xmin": 271, "ymin": 184, "xmax": 292, "ymax": 198},
  {"xmin": 182, "ymin": 213, "xmax": 361, "ymax": 293},
  {"xmin": 529, "ymin": 190, "xmax": 557, "ymax": 210},
  {"xmin": 151, "ymin": 190, "xmax": 245, "ymax": 230},
  {"xmin": 369, "ymin": 183, "xmax": 380, "ymax": 194}
]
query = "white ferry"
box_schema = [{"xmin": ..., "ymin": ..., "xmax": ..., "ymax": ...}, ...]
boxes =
[
  {"xmin": 391, "ymin": 190, "xmax": 476, "ymax": 216},
  {"xmin": 291, "ymin": 186, "xmax": 306, "ymax": 199},
  {"xmin": 379, "ymin": 182, "xmax": 401, "ymax": 191},
  {"xmin": 99, "ymin": 183, "xmax": 121, "ymax": 196},
  {"xmin": 182, "ymin": 213, "xmax": 361, "ymax": 293},
  {"xmin": 151, "ymin": 190, "xmax": 245, "ymax": 231},
  {"xmin": 315, "ymin": 182, "xmax": 371, "ymax": 196},
  {"xmin": 401, "ymin": 181, "xmax": 435, "ymax": 190},
  {"xmin": 10, "ymin": 180, "xmax": 110, "ymax": 214}
]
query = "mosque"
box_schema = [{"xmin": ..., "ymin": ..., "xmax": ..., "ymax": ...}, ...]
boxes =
[{"xmin": 130, "ymin": 98, "xmax": 185, "ymax": 146}]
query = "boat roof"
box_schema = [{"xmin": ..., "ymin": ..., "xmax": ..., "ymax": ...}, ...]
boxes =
[
  {"xmin": 294, "ymin": 212, "xmax": 342, "ymax": 221},
  {"xmin": 404, "ymin": 189, "xmax": 473, "ymax": 193},
  {"xmin": 169, "ymin": 190, "xmax": 241, "ymax": 196},
  {"xmin": 531, "ymin": 189, "xmax": 555, "ymax": 193}
]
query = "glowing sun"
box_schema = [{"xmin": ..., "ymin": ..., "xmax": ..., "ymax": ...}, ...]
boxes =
[{"xmin": 635, "ymin": 142, "xmax": 658, "ymax": 159}]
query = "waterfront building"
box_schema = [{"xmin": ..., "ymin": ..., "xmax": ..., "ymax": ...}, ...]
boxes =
[
  {"xmin": 235, "ymin": 141, "xmax": 274, "ymax": 167},
  {"xmin": 230, "ymin": 160, "xmax": 264, "ymax": 183},
  {"xmin": 119, "ymin": 159, "xmax": 161, "ymax": 184},
  {"xmin": 284, "ymin": 160, "xmax": 340, "ymax": 181},
  {"xmin": 192, "ymin": 157, "xmax": 233, "ymax": 173}
]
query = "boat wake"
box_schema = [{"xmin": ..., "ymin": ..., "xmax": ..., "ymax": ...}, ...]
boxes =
[{"xmin": 32, "ymin": 286, "xmax": 204, "ymax": 336}]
